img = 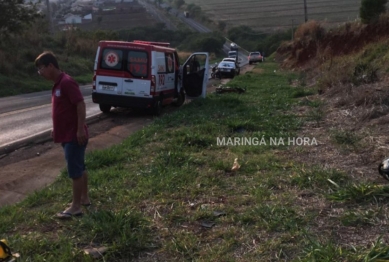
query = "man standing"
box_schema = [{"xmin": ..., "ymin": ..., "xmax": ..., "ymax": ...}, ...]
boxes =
[{"xmin": 35, "ymin": 51, "xmax": 90, "ymax": 219}]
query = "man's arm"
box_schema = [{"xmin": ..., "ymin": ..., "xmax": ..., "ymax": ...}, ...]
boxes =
[{"xmin": 76, "ymin": 100, "xmax": 87, "ymax": 145}]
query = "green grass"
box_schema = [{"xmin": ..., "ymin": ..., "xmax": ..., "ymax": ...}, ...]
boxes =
[
  {"xmin": 0, "ymin": 73, "xmax": 92, "ymax": 97},
  {"xmin": 1, "ymin": 62, "xmax": 389, "ymax": 261},
  {"xmin": 0, "ymin": 74, "xmax": 53, "ymax": 97}
]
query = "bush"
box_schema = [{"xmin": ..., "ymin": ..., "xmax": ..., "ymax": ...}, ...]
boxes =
[
  {"xmin": 360, "ymin": 0, "xmax": 387, "ymax": 24},
  {"xmin": 179, "ymin": 32, "xmax": 224, "ymax": 53},
  {"xmin": 61, "ymin": 57, "xmax": 93, "ymax": 77},
  {"xmin": 227, "ymin": 26, "xmax": 293, "ymax": 55},
  {"xmin": 294, "ymin": 20, "xmax": 325, "ymax": 42}
]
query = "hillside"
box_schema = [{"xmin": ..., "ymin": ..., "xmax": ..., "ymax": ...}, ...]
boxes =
[
  {"xmin": 186, "ymin": 0, "xmax": 382, "ymax": 32},
  {"xmin": 275, "ymin": 16, "xmax": 389, "ymax": 202}
]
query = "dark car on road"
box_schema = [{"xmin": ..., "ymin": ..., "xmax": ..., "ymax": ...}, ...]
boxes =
[
  {"xmin": 217, "ymin": 61, "xmax": 238, "ymax": 78},
  {"xmin": 248, "ymin": 51, "xmax": 264, "ymax": 64},
  {"xmin": 222, "ymin": 58, "xmax": 240, "ymax": 75}
]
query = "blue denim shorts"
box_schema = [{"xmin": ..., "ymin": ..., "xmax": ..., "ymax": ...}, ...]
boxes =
[{"xmin": 61, "ymin": 141, "xmax": 87, "ymax": 179}]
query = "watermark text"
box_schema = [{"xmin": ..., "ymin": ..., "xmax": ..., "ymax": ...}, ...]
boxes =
[{"xmin": 216, "ymin": 137, "xmax": 318, "ymax": 146}]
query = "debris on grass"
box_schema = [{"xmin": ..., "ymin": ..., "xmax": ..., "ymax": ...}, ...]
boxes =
[
  {"xmin": 231, "ymin": 158, "xmax": 240, "ymax": 171},
  {"xmin": 215, "ymin": 85, "xmax": 246, "ymax": 94}
]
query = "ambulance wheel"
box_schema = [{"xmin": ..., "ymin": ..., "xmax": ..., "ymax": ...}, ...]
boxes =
[
  {"xmin": 173, "ymin": 91, "xmax": 185, "ymax": 107},
  {"xmin": 152, "ymin": 99, "xmax": 162, "ymax": 116},
  {"xmin": 99, "ymin": 104, "xmax": 111, "ymax": 113}
]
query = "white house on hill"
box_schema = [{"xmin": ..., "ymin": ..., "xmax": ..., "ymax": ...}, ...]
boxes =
[
  {"xmin": 64, "ymin": 14, "xmax": 82, "ymax": 24},
  {"xmin": 83, "ymin": 13, "xmax": 92, "ymax": 20}
]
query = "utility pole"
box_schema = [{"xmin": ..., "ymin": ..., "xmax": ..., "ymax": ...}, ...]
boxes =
[
  {"xmin": 303, "ymin": 0, "xmax": 308, "ymax": 22},
  {"xmin": 291, "ymin": 19, "xmax": 294, "ymax": 40},
  {"xmin": 45, "ymin": 0, "xmax": 53, "ymax": 33}
]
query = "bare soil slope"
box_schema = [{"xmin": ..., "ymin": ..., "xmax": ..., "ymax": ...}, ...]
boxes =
[{"xmin": 276, "ymin": 18, "xmax": 389, "ymax": 187}]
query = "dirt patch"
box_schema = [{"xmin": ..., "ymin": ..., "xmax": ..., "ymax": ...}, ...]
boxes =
[
  {"xmin": 251, "ymin": 67, "xmax": 264, "ymax": 74},
  {"xmin": 284, "ymin": 88, "xmax": 389, "ymax": 179},
  {"xmin": 0, "ymin": 111, "xmax": 154, "ymax": 206},
  {"xmin": 277, "ymin": 89, "xmax": 389, "ymax": 249}
]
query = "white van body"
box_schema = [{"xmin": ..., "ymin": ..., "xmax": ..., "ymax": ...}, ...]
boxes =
[{"xmin": 92, "ymin": 40, "xmax": 209, "ymax": 115}]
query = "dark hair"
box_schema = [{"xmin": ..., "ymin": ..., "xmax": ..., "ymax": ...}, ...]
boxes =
[{"xmin": 35, "ymin": 51, "xmax": 60, "ymax": 69}]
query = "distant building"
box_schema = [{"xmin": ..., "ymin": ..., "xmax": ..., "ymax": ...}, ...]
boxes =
[
  {"xmin": 83, "ymin": 13, "xmax": 92, "ymax": 20},
  {"xmin": 64, "ymin": 14, "xmax": 82, "ymax": 24}
]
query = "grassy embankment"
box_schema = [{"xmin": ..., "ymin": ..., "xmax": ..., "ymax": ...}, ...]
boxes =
[{"xmin": 2, "ymin": 61, "xmax": 389, "ymax": 261}]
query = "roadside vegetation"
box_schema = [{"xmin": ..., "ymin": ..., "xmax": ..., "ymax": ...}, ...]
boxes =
[
  {"xmin": 277, "ymin": 14, "xmax": 389, "ymax": 123},
  {"xmin": 226, "ymin": 25, "xmax": 293, "ymax": 56},
  {"xmin": 2, "ymin": 61, "xmax": 389, "ymax": 261},
  {"xmin": 4, "ymin": 0, "xmax": 389, "ymax": 260}
]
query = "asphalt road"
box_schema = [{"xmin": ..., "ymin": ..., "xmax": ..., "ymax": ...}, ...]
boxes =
[
  {"xmin": 0, "ymin": 85, "xmax": 101, "ymax": 151},
  {"xmin": 138, "ymin": 0, "xmax": 177, "ymax": 30},
  {"xmin": 138, "ymin": 0, "xmax": 212, "ymax": 33},
  {"xmin": 175, "ymin": 13, "xmax": 212, "ymax": 33}
]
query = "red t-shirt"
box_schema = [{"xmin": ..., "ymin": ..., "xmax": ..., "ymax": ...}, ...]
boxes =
[{"xmin": 52, "ymin": 73, "xmax": 88, "ymax": 143}]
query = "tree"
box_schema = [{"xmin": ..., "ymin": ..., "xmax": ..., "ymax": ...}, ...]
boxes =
[
  {"xmin": 196, "ymin": 36, "xmax": 224, "ymax": 53},
  {"xmin": 97, "ymin": 16, "xmax": 103, "ymax": 25},
  {"xmin": 0, "ymin": 0, "xmax": 40, "ymax": 38},
  {"xmin": 218, "ymin": 21, "xmax": 226, "ymax": 32},
  {"xmin": 360, "ymin": 0, "xmax": 387, "ymax": 24},
  {"xmin": 186, "ymin": 3, "xmax": 201, "ymax": 18},
  {"xmin": 174, "ymin": 0, "xmax": 185, "ymax": 8}
]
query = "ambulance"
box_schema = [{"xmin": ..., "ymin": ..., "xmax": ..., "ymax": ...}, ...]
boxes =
[{"xmin": 92, "ymin": 40, "xmax": 209, "ymax": 115}]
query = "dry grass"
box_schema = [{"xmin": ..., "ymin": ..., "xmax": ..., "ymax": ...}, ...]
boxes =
[
  {"xmin": 279, "ymin": 15, "xmax": 389, "ymax": 70},
  {"xmin": 294, "ymin": 20, "xmax": 326, "ymax": 42},
  {"xmin": 177, "ymin": 51, "xmax": 193, "ymax": 60}
]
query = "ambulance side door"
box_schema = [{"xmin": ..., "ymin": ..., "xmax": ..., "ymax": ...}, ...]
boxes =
[
  {"xmin": 155, "ymin": 52, "xmax": 175, "ymax": 94},
  {"xmin": 181, "ymin": 52, "xmax": 209, "ymax": 98}
]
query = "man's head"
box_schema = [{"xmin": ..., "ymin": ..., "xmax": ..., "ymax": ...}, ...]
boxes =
[{"xmin": 35, "ymin": 51, "xmax": 61, "ymax": 81}]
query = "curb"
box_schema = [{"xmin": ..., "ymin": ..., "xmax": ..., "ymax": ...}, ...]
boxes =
[{"xmin": 0, "ymin": 113, "xmax": 106, "ymax": 157}]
